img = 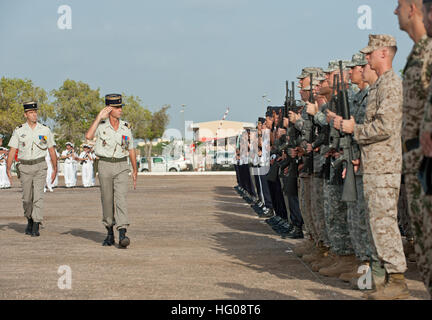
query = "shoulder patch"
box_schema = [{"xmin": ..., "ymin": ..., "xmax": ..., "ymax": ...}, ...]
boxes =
[
  {"xmin": 16, "ymin": 125, "xmax": 23, "ymax": 130},
  {"xmin": 124, "ymin": 122, "xmax": 130, "ymax": 129},
  {"xmin": 101, "ymin": 120, "xmax": 106, "ymax": 124}
]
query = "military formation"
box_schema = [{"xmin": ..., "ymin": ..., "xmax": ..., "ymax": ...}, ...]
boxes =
[
  {"xmin": 234, "ymin": 0, "xmax": 432, "ymax": 301},
  {"xmin": 4, "ymin": 94, "xmax": 137, "ymax": 248},
  {"xmin": 2, "ymin": 0, "xmax": 432, "ymax": 300}
]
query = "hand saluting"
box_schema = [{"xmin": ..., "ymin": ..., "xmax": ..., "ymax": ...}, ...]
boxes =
[{"xmin": 98, "ymin": 107, "xmax": 113, "ymax": 121}]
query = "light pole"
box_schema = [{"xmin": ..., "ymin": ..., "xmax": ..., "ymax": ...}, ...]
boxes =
[{"xmin": 180, "ymin": 104, "xmax": 186, "ymax": 158}]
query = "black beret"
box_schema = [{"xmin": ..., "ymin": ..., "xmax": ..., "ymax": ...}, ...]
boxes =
[{"xmin": 258, "ymin": 117, "xmax": 266, "ymax": 124}]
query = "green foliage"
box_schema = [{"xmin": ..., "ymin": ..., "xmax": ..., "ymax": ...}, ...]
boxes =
[
  {"xmin": 51, "ymin": 79, "xmax": 104, "ymax": 150},
  {"xmin": 0, "ymin": 77, "xmax": 54, "ymax": 142},
  {"xmin": 0, "ymin": 77, "xmax": 171, "ymax": 160}
]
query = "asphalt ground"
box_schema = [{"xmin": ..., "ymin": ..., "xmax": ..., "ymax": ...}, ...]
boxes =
[{"xmin": 0, "ymin": 175, "xmax": 429, "ymax": 300}]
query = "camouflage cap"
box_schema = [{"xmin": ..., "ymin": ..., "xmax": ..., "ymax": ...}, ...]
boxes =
[
  {"xmin": 347, "ymin": 53, "xmax": 368, "ymax": 67},
  {"xmin": 360, "ymin": 34, "xmax": 397, "ymax": 54},
  {"xmin": 297, "ymin": 67, "xmax": 316, "ymax": 79},
  {"xmin": 297, "ymin": 67, "xmax": 325, "ymax": 80},
  {"xmin": 324, "ymin": 61, "xmax": 338, "ymax": 73}
]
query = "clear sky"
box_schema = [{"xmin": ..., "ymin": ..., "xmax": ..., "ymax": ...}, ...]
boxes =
[{"xmin": 0, "ymin": 0, "xmax": 412, "ymax": 134}]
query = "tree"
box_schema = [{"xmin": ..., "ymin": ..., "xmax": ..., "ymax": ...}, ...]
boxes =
[
  {"xmin": 51, "ymin": 79, "xmax": 104, "ymax": 150},
  {"xmin": 0, "ymin": 77, "xmax": 54, "ymax": 145},
  {"xmin": 121, "ymin": 97, "xmax": 170, "ymax": 172}
]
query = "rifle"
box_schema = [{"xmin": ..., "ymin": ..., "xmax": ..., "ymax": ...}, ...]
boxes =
[
  {"xmin": 302, "ymin": 73, "xmax": 315, "ymax": 175},
  {"xmin": 331, "ymin": 61, "xmax": 358, "ymax": 202}
]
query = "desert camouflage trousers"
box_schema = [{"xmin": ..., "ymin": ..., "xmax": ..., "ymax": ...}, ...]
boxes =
[{"xmin": 363, "ymin": 173, "xmax": 407, "ymax": 274}]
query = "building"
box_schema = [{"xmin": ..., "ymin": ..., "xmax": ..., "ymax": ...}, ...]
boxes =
[{"xmin": 191, "ymin": 120, "xmax": 255, "ymax": 142}]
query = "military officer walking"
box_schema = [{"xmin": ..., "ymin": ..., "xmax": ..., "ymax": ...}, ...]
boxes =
[
  {"xmin": 85, "ymin": 94, "xmax": 138, "ymax": 248},
  {"xmin": 6, "ymin": 102, "xmax": 57, "ymax": 237}
]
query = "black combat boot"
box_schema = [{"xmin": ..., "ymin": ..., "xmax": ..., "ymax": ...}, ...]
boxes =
[
  {"xmin": 102, "ymin": 226, "xmax": 115, "ymax": 246},
  {"xmin": 286, "ymin": 225, "xmax": 304, "ymax": 239},
  {"xmin": 118, "ymin": 228, "xmax": 130, "ymax": 248},
  {"xmin": 31, "ymin": 222, "xmax": 40, "ymax": 237},
  {"xmin": 25, "ymin": 218, "xmax": 34, "ymax": 235}
]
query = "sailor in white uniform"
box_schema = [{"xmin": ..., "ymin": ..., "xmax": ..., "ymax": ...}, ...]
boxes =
[
  {"xmin": 60, "ymin": 142, "xmax": 78, "ymax": 188},
  {"xmin": 0, "ymin": 147, "xmax": 11, "ymax": 189},
  {"xmin": 77, "ymin": 144, "xmax": 95, "ymax": 187}
]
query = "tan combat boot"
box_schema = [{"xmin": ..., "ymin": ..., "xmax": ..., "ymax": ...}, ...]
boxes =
[
  {"xmin": 302, "ymin": 246, "xmax": 324, "ymax": 263},
  {"xmin": 339, "ymin": 260, "xmax": 366, "ymax": 282},
  {"xmin": 318, "ymin": 255, "xmax": 357, "ymax": 278},
  {"xmin": 293, "ymin": 239, "xmax": 315, "ymax": 257},
  {"xmin": 364, "ymin": 273, "xmax": 410, "ymax": 300},
  {"xmin": 311, "ymin": 250, "xmax": 335, "ymax": 272}
]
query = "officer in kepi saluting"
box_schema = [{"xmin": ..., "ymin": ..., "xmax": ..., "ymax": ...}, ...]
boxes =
[
  {"xmin": 6, "ymin": 101, "xmax": 57, "ymax": 237},
  {"xmin": 86, "ymin": 94, "xmax": 138, "ymax": 248}
]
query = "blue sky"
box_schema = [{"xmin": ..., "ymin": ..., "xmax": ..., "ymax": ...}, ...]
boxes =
[{"xmin": 0, "ymin": 0, "xmax": 412, "ymax": 133}]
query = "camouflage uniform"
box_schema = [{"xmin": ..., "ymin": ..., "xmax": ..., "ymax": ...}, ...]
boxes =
[
  {"xmin": 295, "ymin": 67, "xmax": 324, "ymax": 243},
  {"xmin": 402, "ymin": 34, "xmax": 432, "ymax": 295},
  {"xmin": 353, "ymin": 68, "xmax": 406, "ymax": 274},
  {"xmin": 418, "ymin": 35, "xmax": 432, "ymax": 298},
  {"xmin": 295, "ymin": 116, "xmax": 317, "ymax": 240},
  {"xmin": 347, "ymin": 85, "xmax": 374, "ymax": 262},
  {"xmin": 324, "ymin": 81, "xmax": 357, "ymax": 257}
]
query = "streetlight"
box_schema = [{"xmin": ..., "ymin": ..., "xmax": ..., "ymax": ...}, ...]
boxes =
[{"xmin": 180, "ymin": 104, "xmax": 186, "ymax": 158}]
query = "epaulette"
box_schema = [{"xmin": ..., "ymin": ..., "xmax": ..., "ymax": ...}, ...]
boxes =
[
  {"xmin": 101, "ymin": 120, "xmax": 106, "ymax": 124},
  {"xmin": 124, "ymin": 122, "xmax": 130, "ymax": 129},
  {"xmin": 16, "ymin": 125, "xmax": 23, "ymax": 130}
]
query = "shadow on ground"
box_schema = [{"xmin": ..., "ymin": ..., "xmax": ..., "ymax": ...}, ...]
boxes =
[
  {"xmin": 211, "ymin": 185, "xmax": 429, "ymax": 300},
  {"xmin": 216, "ymin": 282, "xmax": 298, "ymax": 300},
  {"xmin": 60, "ymin": 228, "xmax": 105, "ymax": 244}
]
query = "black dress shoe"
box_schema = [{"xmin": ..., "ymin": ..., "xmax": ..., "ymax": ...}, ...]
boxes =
[
  {"xmin": 102, "ymin": 226, "xmax": 115, "ymax": 246},
  {"xmin": 118, "ymin": 228, "xmax": 130, "ymax": 248},
  {"xmin": 31, "ymin": 222, "xmax": 40, "ymax": 237},
  {"xmin": 25, "ymin": 218, "xmax": 34, "ymax": 235}
]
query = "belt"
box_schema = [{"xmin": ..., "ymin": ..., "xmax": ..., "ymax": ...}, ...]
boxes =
[
  {"xmin": 403, "ymin": 137, "xmax": 419, "ymax": 153},
  {"xmin": 18, "ymin": 157, "xmax": 45, "ymax": 165},
  {"xmin": 98, "ymin": 156, "xmax": 127, "ymax": 163}
]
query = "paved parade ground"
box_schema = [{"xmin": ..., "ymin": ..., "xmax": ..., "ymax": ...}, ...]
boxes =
[{"xmin": 0, "ymin": 175, "xmax": 429, "ymax": 300}]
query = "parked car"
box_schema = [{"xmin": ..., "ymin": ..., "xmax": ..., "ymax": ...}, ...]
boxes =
[
  {"xmin": 212, "ymin": 151, "xmax": 235, "ymax": 171},
  {"xmin": 139, "ymin": 156, "xmax": 181, "ymax": 172},
  {"xmin": 165, "ymin": 156, "xmax": 192, "ymax": 171}
]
